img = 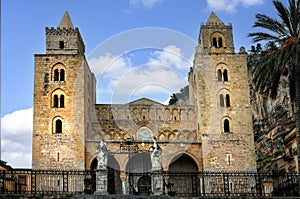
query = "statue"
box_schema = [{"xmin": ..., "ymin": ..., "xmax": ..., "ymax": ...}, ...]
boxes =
[
  {"xmin": 96, "ymin": 140, "xmax": 107, "ymax": 169},
  {"xmin": 150, "ymin": 137, "xmax": 162, "ymax": 170}
]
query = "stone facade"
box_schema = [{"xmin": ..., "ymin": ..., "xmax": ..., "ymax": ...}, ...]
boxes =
[{"xmin": 32, "ymin": 12, "xmax": 256, "ymax": 193}]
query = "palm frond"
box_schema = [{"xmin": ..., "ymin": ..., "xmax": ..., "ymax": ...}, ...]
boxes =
[
  {"xmin": 274, "ymin": 0, "xmax": 294, "ymax": 35},
  {"xmin": 253, "ymin": 14, "xmax": 287, "ymax": 37},
  {"xmin": 248, "ymin": 32, "xmax": 280, "ymax": 43}
]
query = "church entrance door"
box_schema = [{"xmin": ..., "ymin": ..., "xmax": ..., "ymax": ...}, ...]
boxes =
[
  {"xmin": 126, "ymin": 153, "xmax": 152, "ymax": 195},
  {"xmin": 137, "ymin": 175, "xmax": 151, "ymax": 195}
]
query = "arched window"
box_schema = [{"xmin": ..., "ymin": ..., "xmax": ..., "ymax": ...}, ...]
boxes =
[
  {"xmin": 226, "ymin": 94, "xmax": 231, "ymax": 107},
  {"xmin": 52, "ymin": 90, "xmax": 65, "ymax": 108},
  {"xmin": 54, "ymin": 69, "xmax": 59, "ymax": 81},
  {"xmin": 60, "ymin": 95, "xmax": 65, "ymax": 108},
  {"xmin": 219, "ymin": 94, "xmax": 224, "ymax": 107},
  {"xmin": 218, "ymin": 38, "xmax": 223, "ymax": 47},
  {"xmin": 60, "ymin": 69, "xmax": 65, "ymax": 81},
  {"xmin": 213, "ymin": 37, "xmax": 218, "ymax": 48},
  {"xmin": 223, "ymin": 69, "xmax": 228, "ymax": 81},
  {"xmin": 217, "ymin": 69, "xmax": 222, "ymax": 81},
  {"xmin": 55, "ymin": 119, "xmax": 62, "ymax": 134},
  {"xmin": 224, "ymin": 119, "xmax": 230, "ymax": 133},
  {"xmin": 137, "ymin": 127, "xmax": 152, "ymax": 141},
  {"xmin": 53, "ymin": 95, "xmax": 59, "ymax": 108},
  {"xmin": 52, "ymin": 64, "xmax": 66, "ymax": 82}
]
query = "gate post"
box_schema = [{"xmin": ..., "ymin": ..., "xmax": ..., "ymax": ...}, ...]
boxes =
[
  {"xmin": 152, "ymin": 170, "xmax": 163, "ymax": 195},
  {"xmin": 94, "ymin": 168, "xmax": 108, "ymax": 195}
]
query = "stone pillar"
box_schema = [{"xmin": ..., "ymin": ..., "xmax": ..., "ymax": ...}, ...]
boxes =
[
  {"xmin": 151, "ymin": 170, "xmax": 163, "ymax": 195},
  {"xmin": 94, "ymin": 168, "xmax": 108, "ymax": 195}
]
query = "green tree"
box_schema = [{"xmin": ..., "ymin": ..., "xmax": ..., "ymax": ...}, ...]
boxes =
[
  {"xmin": 248, "ymin": 0, "xmax": 300, "ymax": 173},
  {"xmin": 168, "ymin": 85, "xmax": 189, "ymax": 105}
]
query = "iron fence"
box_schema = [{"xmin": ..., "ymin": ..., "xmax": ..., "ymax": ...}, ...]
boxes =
[
  {"xmin": 0, "ymin": 169, "xmax": 93, "ymax": 195},
  {"xmin": 0, "ymin": 169, "xmax": 299, "ymax": 196},
  {"xmin": 128, "ymin": 171, "xmax": 299, "ymax": 197}
]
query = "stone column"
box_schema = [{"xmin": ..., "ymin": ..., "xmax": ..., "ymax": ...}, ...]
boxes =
[{"xmin": 94, "ymin": 168, "xmax": 108, "ymax": 195}]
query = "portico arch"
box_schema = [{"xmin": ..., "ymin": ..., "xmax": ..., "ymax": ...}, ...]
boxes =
[{"xmin": 89, "ymin": 154, "xmax": 122, "ymax": 194}]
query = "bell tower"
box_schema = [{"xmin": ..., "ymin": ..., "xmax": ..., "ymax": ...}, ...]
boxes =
[
  {"xmin": 32, "ymin": 12, "xmax": 96, "ymax": 169},
  {"xmin": 189, "ymin": 13, "xmax": 256, "ymax": 171}
]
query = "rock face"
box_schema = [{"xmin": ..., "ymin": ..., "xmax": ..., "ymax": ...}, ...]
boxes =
[{"xmin": 249, "ymin": 64, "xmax": 297, "ymax": 173}]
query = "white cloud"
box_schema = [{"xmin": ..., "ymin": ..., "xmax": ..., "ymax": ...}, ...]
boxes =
[
  {"xmin": 88, "ymin": 53, "xmax": 132, "ymax": 80},
  {"xmin": 1, "ymin": 108, "xmax": 33, "ymax": 168},
  {"xmin": 207, "ymin": 0, "xmax": 264, "ymax": 13},
  {"xmin": 129, "ymin": 0, "xmax": 163, "ymax": 9},
  {"xmin": 149, "ymin": 45, "xmax": 191, "ymax": 70},
  {"xmin": 91, "ymin": 45, "xmax": 191, "ymax": 104}
]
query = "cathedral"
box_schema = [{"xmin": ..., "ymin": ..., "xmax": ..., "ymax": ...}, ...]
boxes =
[{"xmin": 32, "ymin": 12, "xmax": 256, "ymax": 194}]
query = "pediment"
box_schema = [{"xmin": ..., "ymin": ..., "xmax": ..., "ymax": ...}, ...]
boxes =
[{"xmin": 129, "ymin": 98, "xmax": 164, "ymax": 106}]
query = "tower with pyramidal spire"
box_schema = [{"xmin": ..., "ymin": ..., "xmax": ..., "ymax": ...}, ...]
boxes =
[
  {"xmin": 32, "ymin": 12, "xmax": 96, "ymax": 169},
  {"xmin": 189, "ymin": 12, "xmax": 256, "ymax": 171}
]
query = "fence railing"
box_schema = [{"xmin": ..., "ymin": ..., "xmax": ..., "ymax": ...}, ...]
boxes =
[
  {"xmin": 0, "ymin": 169, "xmax": 93, "ymax": 195},
  {"xmin": 0, "ymin": 169, "xmax": 299, "ymax": 196}
]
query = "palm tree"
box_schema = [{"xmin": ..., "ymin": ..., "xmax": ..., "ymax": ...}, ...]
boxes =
[{"xmin": 248, "ymin": 0, "xmax": 300, "ymax": 173}]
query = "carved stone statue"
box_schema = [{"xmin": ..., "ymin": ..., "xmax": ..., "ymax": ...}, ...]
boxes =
[
  {"xmin": 96, "ymin": 140, "xmax": 108, "ymax": 169},
  {"xmin": 150, "ymin": 137, "xmax": 162, "ymax": 170}
]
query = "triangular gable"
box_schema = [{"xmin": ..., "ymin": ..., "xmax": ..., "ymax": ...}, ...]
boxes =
[{"xmin": 129, "ymin": 97, "xmax": 164, "ymax": 106}]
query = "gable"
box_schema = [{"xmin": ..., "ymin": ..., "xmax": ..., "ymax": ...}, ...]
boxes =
[{"xmin": 129, "ymin": 98, "xmax": 164, "ymax": 106}]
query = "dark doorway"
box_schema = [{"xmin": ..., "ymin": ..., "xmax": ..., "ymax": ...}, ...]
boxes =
[
  {"xmin": 90, "ymin": 155, "xmax": 122, "ymax": 194},
  {"xmin": 168, "ymin": 154, "xmax": 200, "ymax": 195},
  {"xmin": 126, "ymin": 153, "xmax": 152, "ymax": 195},
  {"xmin": 137, "ymin": 175, "xmax": 151, "ymax": 195}
]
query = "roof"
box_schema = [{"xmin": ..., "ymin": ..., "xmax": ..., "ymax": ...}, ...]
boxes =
[
  {"xmin": 206, "ymin": 12, "xmax": 224, "ymax": 25},
  {"xmin": 129, "ymin": 98, "xmax": 164, "ymax": 106},
  {"xmin": 58, "ymin": 11, "xmax": 74, "ymax": 28}
]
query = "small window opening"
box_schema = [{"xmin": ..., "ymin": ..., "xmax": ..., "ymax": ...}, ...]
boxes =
[
  {"xmin": 174, "ymin": 116, "xmax": 177, "ymax": 121},
  {"xmin": 53, "ymin": 95, "xmax": 59, "ymax": 108},
  {"xmin": 159, "ymin": 116, "xmax": 161, "ymax": 120},
  {"xmin": 224, "ymin": 119, "xmax": 230, "ymax": 133},
  {"xmin": 59, "ymin": 41, "xmax": 64, "ymax": 49},
  {"xmin": 127, "ymin": 116, "xmax": 129, "ymax": 119},
  {"xmin": 226, "ymin": 94, "xmax": 231, "ymax": 107},
  {"xmin": 217, "ymin": 69, "xmax": 222, "ymax": 81},
  {"xmin": 223, "ymin": 69, "xmax": 228, "ymax": 81},
  {"xmin": 60, "ymin": 69, "xmax": 65, "ymax": 81},
  {"xmin": 57, "ymin": 152, "xmax": 60, "ymax": 162},
  {"xmin": 219, "ymin": 94, "xmax": 224, "ymax": 107},
  {"xmin": 60, "ymin": 95, "xmax": 65, "ymax": 108},
  {"xmin": 213, "ymin": 37, "xmax": 218, "ymax": 47},
  {"xmin": 55, "ymin": 119, "xmax": 62, "ymax": 134},
  {"xmin": 54, "ymin": 69, "xmax": 59, "ymax": 81},
  {"xmin": 218, "ymin": 38, "xmax": 223, "ymax": 47}
]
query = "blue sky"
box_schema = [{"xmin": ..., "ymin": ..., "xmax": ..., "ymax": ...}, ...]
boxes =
[{"xmin": 1, "ymin": 0, "xmax": 278, "ymax": 167}]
